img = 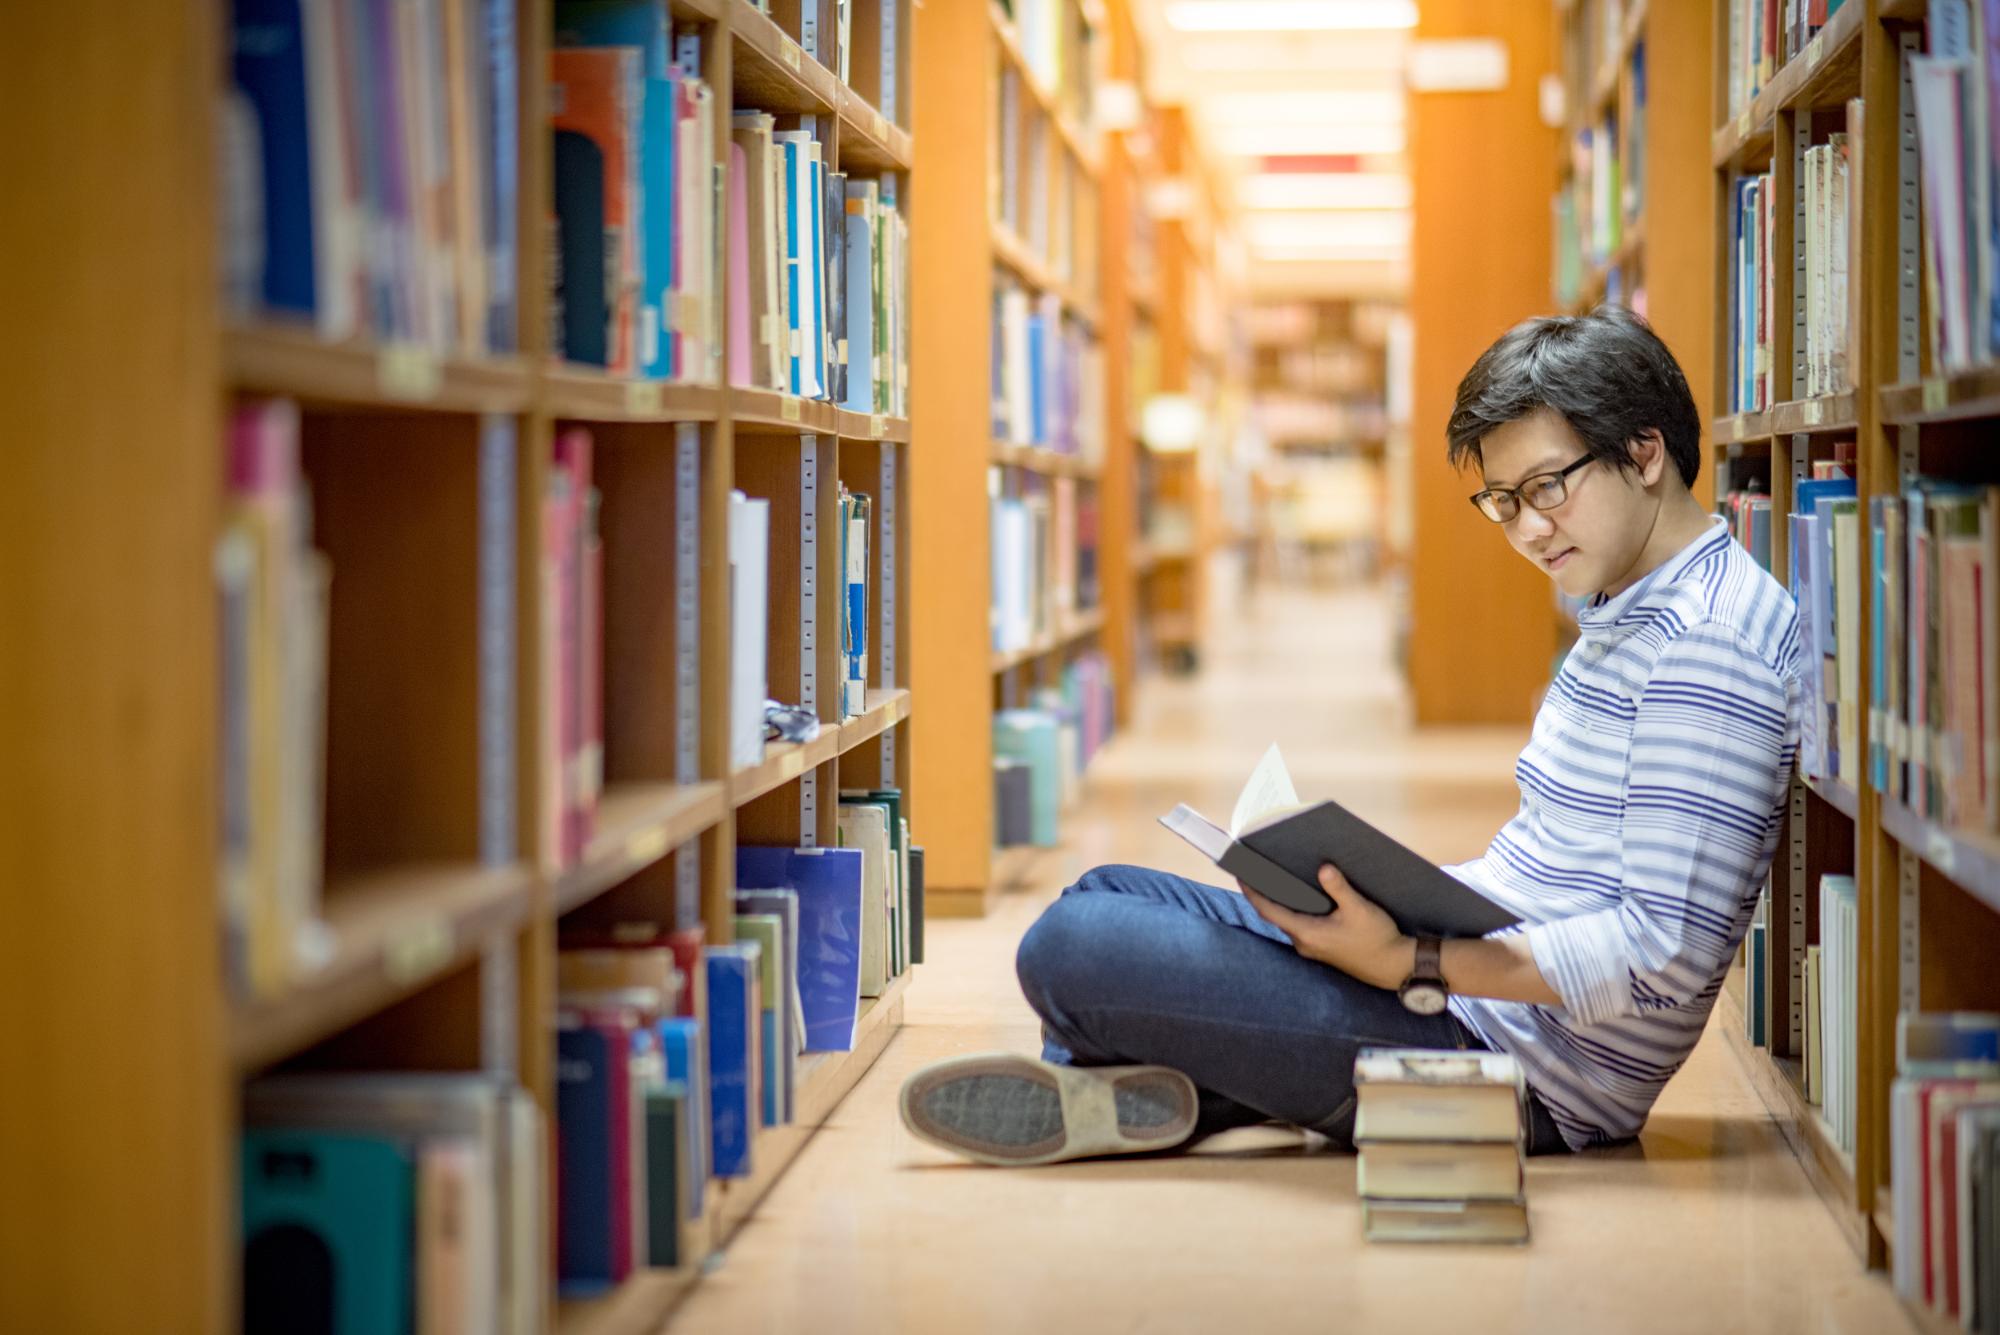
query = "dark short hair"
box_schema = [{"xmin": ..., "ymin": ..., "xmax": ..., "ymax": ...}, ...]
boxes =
[{"xmin": 1445, "ymin": 305, "xmax": 1701, "ymax": 488}]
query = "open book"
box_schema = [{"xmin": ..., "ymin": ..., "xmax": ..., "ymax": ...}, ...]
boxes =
[{"xmin": 1158, "ymin": 746, "xmax": 1519, "ymax": 939}]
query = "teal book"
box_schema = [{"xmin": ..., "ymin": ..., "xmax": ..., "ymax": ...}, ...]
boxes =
[
  {"xmin": 241, "ymin": 1130, "xmax": 414, "ymax": 1335},
  {"xmin": 994, "ymin": 710, "xmax": 1061, "ymax": 846}
]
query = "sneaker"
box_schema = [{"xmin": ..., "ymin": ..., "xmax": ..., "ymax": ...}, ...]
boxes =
[{"xmin": 898, "ymin": 1053, "xmax": 1199, "ymax": 1166}]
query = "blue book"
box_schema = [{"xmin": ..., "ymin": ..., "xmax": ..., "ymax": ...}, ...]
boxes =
[
  {"xmin": 555, "ymin": 1021, "xmax": 625, "ymax": 1293},
  {"xmin": 232, "ymin": 0, "xmax": 318, "ymax": 318},
  {"xmin": 655, "ymin": 1018, "xmax": 708, "ymax": 1219},
  {"xmin": 843, "ymin": 183, "xmax": 876, "ymax": 412},
  {"xmin": 844, "ymin": 492, "xmax": 870, "ymax": 717},
  {"xmin": 1027, "ymin": 314, "xmax": 1047, "ymax": 444},
  {"xmin": 484, "ymin": 0, "xmax": 519, "ymax": 350},
  {"xmin": 994, "ymin": 710, "xmax": 1062, "ymax": 846},
  {"xmin": 1746, "ymin": 918, "xmax": 1767, "ymax": 1045},
  {"xmin": 706, "ymin": 945, "xmax": 761, "ymax": 1177},
  {"xmin": 737, "ymin": 846, "xmax": 864, "ymax": 1051},
  {"xmin": 241, "ymin": 1130, "xmax": 413, "ymax": 1335}
]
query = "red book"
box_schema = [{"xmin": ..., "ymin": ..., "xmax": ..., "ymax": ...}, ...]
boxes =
[{"xmin": 668, "ymin": 927, "xmax": 707, "ymax": 1021}]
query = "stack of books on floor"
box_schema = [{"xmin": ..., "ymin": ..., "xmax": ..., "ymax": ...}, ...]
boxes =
[
  {"xmin": 1890, "ymin": 1012, "xmax": 2000, "ymax": 1329},
  {"xmin": 1355, "ymin": 1048, "xmax": 1529, "ymax": 1245}
]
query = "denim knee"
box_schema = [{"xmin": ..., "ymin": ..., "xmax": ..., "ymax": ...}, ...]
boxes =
[
  {"xmin": 1015, "ymin": 891, "xmax": 1099, "ymax": 1018},
  {"xmin": 1064, "ymin": 862, "xmax": 1146, "ymax": 897}
]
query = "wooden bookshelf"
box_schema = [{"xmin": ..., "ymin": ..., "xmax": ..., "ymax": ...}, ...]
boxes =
[
  {"xmin": 5, "ymin": 1, "xmax": 920, "ymax": 1326},
  {"xmin": 913, "ymin": 0, "xmax": 1112, "ymax": 916},
  {"xmin": 1704, "ymin": 0, "xmax": 2000, "ymax": 1279}
]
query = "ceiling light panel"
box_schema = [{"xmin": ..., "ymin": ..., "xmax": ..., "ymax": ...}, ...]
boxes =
[{"xmin": 1164, "ymin": 1, "xmax": 1418, "ymax": 32}]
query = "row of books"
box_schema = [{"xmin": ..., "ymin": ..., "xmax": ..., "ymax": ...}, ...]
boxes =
[
  {"xmin": 241, "ymin": 1074, "xmax": 544, "ymax": 1334},
  {"xmin": 1721, "ymin": 483, "xmax": 1774, "ymax": 573},
  {"xmin": 1890, "ymin": 1012, "xmax": 2000, "ymax": 1330},
  {"xmin": 990, "ymin": 279, "xmax": 1104, "ymax": 459},
  {"xmin": 1911, "ymin": 1, "xmax": 2000, "ymax": 374},
  {"xmin": 225, "ymin": 0, "xmax": 519, "ymax": 352},
  {"xmin": 990, "ymin": 480, "xmax": 1100, "ymax": 656},
  {"xmin": 732, "ymin": 116, "xmax": 911, "ymax": 414},
  {"xmin": 1724, "ymin": 0, "xmax": 1849, "ymax": 124},
  {"xmin": 1355, "ymin": 1049, "xmax": 1529, "ymax": 1245},
  {"xmin": 1567, "ymin": 116, "xmax": 1625, "ymax": 274},
  {"xmin": 999, "ymin": 0, "xmax": 1091, "ymax": 112},
  {"xmin": 993, "ymin": 663, "xmax": 1114, "ymax": 849},
  {"xmin": 1801, "ymin": 115, "xmax": 1858, "ymax": 399},
  {"xmin": 547, "ymin": 7, "xmax": 910, "ymax": 413},
  {"xmin": 723, "ymin": 481, "xmax": 878, "ymax": 773},
  {"xmin": 1870, "ymin": 481, "xmax": 2000, "ymax": 831},
  {"xmin": 219, "ymin": 401, "xmax": 332, "ymax": 999},
  {"xmin": 1807, "ymin": 874, "xmax": 1860, "ymax": 1156},
  {"xmin": 1729, "ymin": 171, "xmax": 1776, "ymax": 413},
  {"xmin": 549, "ymin": 10, "xmax": 718, "ymax": 380},
  {"xmin": 558, "ymin": 827, "xmax": 921, "ymax": 1292}
]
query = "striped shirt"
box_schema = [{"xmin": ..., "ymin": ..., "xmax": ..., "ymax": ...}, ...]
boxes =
[{"xmin": 1447, "ymin": 518, "xmax": 1802, "ymax": 1150}]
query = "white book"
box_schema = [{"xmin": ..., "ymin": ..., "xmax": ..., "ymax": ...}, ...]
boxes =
[
  {"xmin": 728, "ymin": 491, "xmax": 771, "ymax": 769},
  {"xmin": 837, "ymin": 803, "xmax": 892, "ymax": 997}
]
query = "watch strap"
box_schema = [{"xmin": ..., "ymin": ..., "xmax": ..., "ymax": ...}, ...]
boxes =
[{"xmin": 1412, "ymin": 936, "xmax": 1444, "ymax": 986}]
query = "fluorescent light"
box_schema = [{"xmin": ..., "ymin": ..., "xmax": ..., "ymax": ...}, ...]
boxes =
[
  {"xmin": 1199, "ymin": 90, "xmax": 1404, "ymax": 126},
  {"xmin": 1210, "ymin": 122, "xmax": 1406, "ymax": 156},
  {"xmin": 1165, "ymin": 1, "xmax": 1417, "ymax": 32},
  {"xmin": 1245, "ymin": 212, "xmax": 1409, "ymax": 249},
  {"xmin": 1252, "ymin": 244, "xmax": 1409, "ymax": 262},
  {"xmin": 1238, "ymin": 172, "xmax": 1411, "ymax": 210}
]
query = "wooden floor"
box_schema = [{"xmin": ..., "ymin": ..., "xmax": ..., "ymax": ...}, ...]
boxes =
[{"xmin": 671, "ymin": 583, "xmax": 1911, "ymax": 1334}]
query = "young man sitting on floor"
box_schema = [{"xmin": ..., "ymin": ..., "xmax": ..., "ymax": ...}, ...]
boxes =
[{"xmin": 899, "ymin": 304, "xmax": 1804, "ymax": 1164}]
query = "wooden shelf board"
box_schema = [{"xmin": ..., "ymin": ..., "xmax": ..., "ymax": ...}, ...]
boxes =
[
  {"xmin": 837, "ymin": 688, "xmax": 912, "ymax": 753},
  {"xmin": 728, "ymin": 0, "xmax": 838, "ymax": 114},
  {"xmin": 731, "ymin": 387, "xmax": 836, "ymax": 435},
  {"xmin": 990, "ymin": 607, "xmax": 1107, "ymax": 674},
  {"xmin": 991, "ymin": 223, "xmax": 1100, "ymax": 330},
  {"xmin": 1880, "ymin": 0, "xmax": 1928, "ymax": 20},
  {"xmin": 1714, "ymin": 988, "xmax": 1868, "ymax": 1261},
  {"xmin": 833, "ymin": 407, "xmax": 913, "ymax": 442},
  {"xmin": 836, "ymin": 86, "xmax": 913, "ymax": 173},
  {"xmin": 230, "ymin": 861, "xmax": 537, "ymax": 1073},
  {"xmin": 1768, "ymin": 391, "xmax": 1858, "ymax": 436},
  {"xmin": 990, "ymin": 442, "xmax": 1102, "ymax": 479},
  {"xmin": 225, "ymin": 323, "xmax": 532, "ymax": 414},
  {"xmin": 556, "ymin": 1267, "xmax": 703, "ymax": 1335},
  {"xmin": 667, "ymin": 0, "xmax": 723, "ymax": 20},
  {"xmin": 731, "ymin": 730, "xmax": 842, "ymax": 806},
  {"xmin": 1805, "ymin": 773, "xmax": 1861, "ymax": 822},
  {"xmin": 555, "ymin": 782, "xmax": 729, "ymax": 916},
  {"xmin": 1711, "ymin": 0, "xmax": 1864, "ymax": 170},
  {"xmin": 545, "ymin": 368, "xmax": 723, "ymax": 423},
  {"xmin": 1881, "ymin": 365, "xmax": 2000, "ymax": 425},
  {"xmin": 714, "ymin": 972, "xmax": 909, "ymax": 1240},
  {"xmin": 1881, "ymin": 798, "xmax": 2000, "ymax": 917},
  {"xmin": 1712, "ymin": 410, "xmax": 1775, "ymax": 446}
]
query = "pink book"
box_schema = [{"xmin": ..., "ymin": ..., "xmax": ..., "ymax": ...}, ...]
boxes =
[
  {"xmin": 543, "ymin": 477, "xmax": 572, "ymax": 868},
  {"xmin": 727, "ymin": 141, "xmax": 753, "ymax": 386},
  {"xmin": 552, "ymin": 429, "xmax": 595, "ymax": 865}
]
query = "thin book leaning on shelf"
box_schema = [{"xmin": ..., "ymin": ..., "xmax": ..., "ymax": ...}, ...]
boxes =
[{"xmin": 1159, "ymin": 744, "xmax": 1520, "ymax": 939}]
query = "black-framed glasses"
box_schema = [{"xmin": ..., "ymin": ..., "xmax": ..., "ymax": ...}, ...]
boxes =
[{"xmin": 1468, "ymin": 455, "xmax": 1597, "ymax": 523}]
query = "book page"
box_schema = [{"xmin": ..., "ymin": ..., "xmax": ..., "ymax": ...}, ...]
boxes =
[{"xmin": 1229, "ymin": 743, "xmax": 1300, "ymax": 836}]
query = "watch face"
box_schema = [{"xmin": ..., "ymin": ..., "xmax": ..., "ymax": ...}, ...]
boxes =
[{"xmin": 1401, "ymin": 983, "xmax": 1448, "ymax": 1016}]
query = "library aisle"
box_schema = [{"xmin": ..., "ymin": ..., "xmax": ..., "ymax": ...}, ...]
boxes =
[{"xmin": 672, "ymin": 585, "xmax": 1907, "ymax": 1334}]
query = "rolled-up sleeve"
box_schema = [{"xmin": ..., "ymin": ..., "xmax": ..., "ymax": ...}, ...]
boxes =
[{"xmin": 1525, "ymin": 625, "xmax": 1794, "ymax": 1027}]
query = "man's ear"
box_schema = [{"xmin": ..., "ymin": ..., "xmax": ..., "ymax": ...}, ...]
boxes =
[{"xmin": 1630, "ymin": 429, "xmax": 1668, "ymax": 487}]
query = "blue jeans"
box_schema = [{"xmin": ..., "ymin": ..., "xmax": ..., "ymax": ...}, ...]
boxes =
[{"xmin": 1016, "ymin": 864, "xmax": 1570, "ymax": 1155}]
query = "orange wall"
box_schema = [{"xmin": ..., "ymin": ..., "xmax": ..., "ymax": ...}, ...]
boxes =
[{"xmin": 1407, "ymin": 0, "xmax": 1559, "ymax": 725}]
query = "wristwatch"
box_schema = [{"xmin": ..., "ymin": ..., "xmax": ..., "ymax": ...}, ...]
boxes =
[{"xmin": 1399, "ymin": 937, "xmax": 1448, "ymax": 1015}]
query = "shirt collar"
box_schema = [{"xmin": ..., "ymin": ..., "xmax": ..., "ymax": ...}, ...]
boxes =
[{"xmin": 1576, "ymin": 516, "xmax": 1730, "ymax": 630}]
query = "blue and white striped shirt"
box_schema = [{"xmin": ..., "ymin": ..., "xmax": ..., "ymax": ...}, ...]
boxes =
[{"xmin": 1448, "ymin": 518, "xmax": 1803, "ymax": 1150}]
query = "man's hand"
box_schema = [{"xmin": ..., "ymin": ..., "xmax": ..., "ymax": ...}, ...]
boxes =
[{"xmin": 1240, "ymin": 865, "xmax": 1414, "ymax": 991}]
